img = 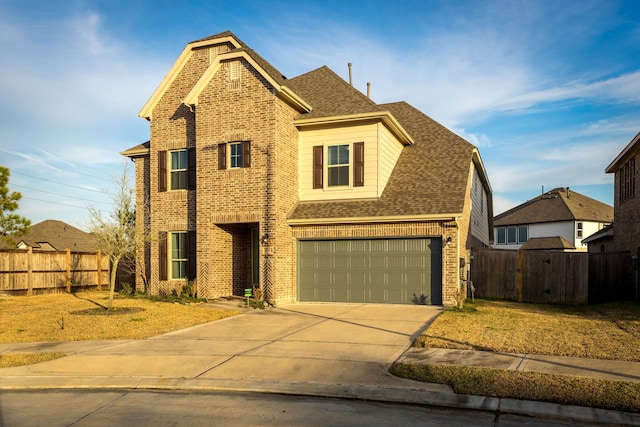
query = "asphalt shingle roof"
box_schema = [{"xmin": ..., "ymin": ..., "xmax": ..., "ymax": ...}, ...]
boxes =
[
  {"xmin": 287, "ymin": 66, "xmax": 381, "ymax": 119},
  {"xmin": 14, "ymin": 220, "xmax": 98, "ymax": 252},
  {"xmin": 494, "ymin": 187, "xmax": 613, "ymax": 226},
  {"xmin": 519, "ymin": 236, "xmax": 575, "ymax": 251}
]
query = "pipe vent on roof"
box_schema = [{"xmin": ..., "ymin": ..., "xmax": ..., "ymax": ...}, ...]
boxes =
[{"xmin": 348, "ymin": 62, "xmax": 353, "ymax": 86}]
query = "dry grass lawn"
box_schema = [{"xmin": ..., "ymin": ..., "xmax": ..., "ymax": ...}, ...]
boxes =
[
  {"xmin": 416, "ymin": 299, "xmax": 640, "ymax": 361},
  {"xmin": 0, "ymin": 291, "xmax": 239, "ymax": 344},
  {"xmin": 397, "ymin": 299, "xmax": 640, "ymax": 413}
]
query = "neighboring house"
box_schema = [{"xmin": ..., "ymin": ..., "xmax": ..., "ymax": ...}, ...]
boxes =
[
  {"xmin": 11, "ymin": 220, "xmax": 97, "ymax": 252},
  {"xmin": 585, "ymin": 131, "xmax": 640, "ymax": 256},
  {"xmin": 121, "ymin": 31, "xmax": 493, "ymax": 306},
  {"xmin": 492, "ymin": 187, "xmax": 612, "ymax": 252}
]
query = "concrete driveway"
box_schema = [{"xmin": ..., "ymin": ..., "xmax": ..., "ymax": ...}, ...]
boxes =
[{"xmin": 1, "ymin": 303, "xmax": 443, "ymax": 390}]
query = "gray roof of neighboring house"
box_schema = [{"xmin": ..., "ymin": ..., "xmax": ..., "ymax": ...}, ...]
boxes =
[
  {"xmin": 494, "ymin": 188, "xmax": 613, "ymax": 226},
  {"xmin": 519, "ymin": 236, "xmax": 575, "ymax": 251},
  {"xmin": 14, "ymin": 220, "xmax": 98, "ymax": 252}
]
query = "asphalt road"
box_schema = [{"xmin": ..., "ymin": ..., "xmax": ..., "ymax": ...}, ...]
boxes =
[{"xmin": 0, "ymin": 390, "xmax": 605, "ymax": 427}]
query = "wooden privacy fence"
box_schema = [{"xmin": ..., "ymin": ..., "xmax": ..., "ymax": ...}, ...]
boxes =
[
  {"xmin": 469, "ymin": 249, "xmax": 633, "ymax": 304},
  {"xmin": 0, "ymin": 248, "xmax": 109, "ymax": 296}
]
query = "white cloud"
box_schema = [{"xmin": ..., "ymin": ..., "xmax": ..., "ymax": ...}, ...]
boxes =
[{"xmin": 452, "ymin": 129, "xmax": 492, "ymax": 148}]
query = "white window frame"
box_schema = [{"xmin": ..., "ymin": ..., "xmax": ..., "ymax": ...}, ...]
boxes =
[
  {"xmin": 326, "ymin": 144, "xmax": 350, "ymax": 187},
  {"xmin": 577, "ymin": 222, "xmax": 583, "ymax": 239},
  {"xmin": 170, "ymin": 231, "xmax": 188, "ymax": 280},
  {"xmin": 229, "ymin": 142, "xmax": 243, "ymax": 169},
  {"xmin": 169, "ymin": 149, "xmax": 188, "ymax": 191},
  {"xmin": 518, "ymin": 225, "xmax": 528, "ymax": 243}
]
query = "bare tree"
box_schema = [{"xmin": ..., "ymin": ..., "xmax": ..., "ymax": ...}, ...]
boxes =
[
  {"xmin": 0, "ymin": 166, "xmax": 30, "ymax": 245},
  {"xmin": 88, "ymin": 163, "xmax": 136, "ymax": 310}
]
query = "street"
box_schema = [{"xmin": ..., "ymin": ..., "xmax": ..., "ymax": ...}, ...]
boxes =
[{"xmin": 0, "ymin": 390, "xmax": 605, "ymax": 427}]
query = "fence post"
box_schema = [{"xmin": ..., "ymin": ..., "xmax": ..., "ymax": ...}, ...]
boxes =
[
  {"xmin": 65, "ymin": 249, "xmax": 71, "ymax": 293},
  {"xmin": 517, "ymin": 251, "xmax": 523, "ymax": 302},
  {"xmin": 96, "ymin": 251, "xmax": 102, "ymax": 291},
  {"xmin": 27, "ymin": 247, "xmax": 33, "ymax": 296}
]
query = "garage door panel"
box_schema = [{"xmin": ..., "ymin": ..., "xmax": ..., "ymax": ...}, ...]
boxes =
[{"xmin": 298, "ymin": 238, "xmax": 442, "ymax": 305}]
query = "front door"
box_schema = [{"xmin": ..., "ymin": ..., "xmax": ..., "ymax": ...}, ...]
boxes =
[{"xmin": 251, "ymin": 227, "xmax": 260, "ymax": 286}]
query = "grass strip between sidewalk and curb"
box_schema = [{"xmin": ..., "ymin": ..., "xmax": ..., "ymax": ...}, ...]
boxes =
[
  {"xmin": 391, "ymin": 363, "xmax": 640, "ymax": 414},
  {"xmin": 391, "ymin": 299, "xmax": 640, "ymax": 413}
]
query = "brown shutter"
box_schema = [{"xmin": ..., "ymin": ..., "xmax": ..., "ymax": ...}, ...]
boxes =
[
  {"xmin": 242, "ymin": 141, "xmax": 251, "ymax": 168},
  {"xmin": 158, "ymin": 150, "xmax": 167, "ymax": 192},
  {"xmin": 354, "ymin": 142, "xmax": 364, "ymax": 187},
  {"xmin": 218, "ymin": 143, "xmax": 226, "ymax": 170},
  {"xmin": 313, "ymin": 145, "xmax": 323, "ymax": 189},
  {"xmin": 188, "ymin": 148, "xmax": 196, "ymax": 190},
  {"xmin": 158, "ymin": 231, "xmax": 167, "ymax": 281},
  {"xmin": 187, "ymin": 230, "xmax": 196, "ymax": 280}
]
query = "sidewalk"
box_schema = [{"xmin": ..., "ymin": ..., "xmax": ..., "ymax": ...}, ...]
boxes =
[{"xmin": 1, "ymin": 303, "xmax": 640, "ymax": 426}]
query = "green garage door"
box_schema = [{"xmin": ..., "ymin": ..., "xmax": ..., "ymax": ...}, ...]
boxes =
[{"xmin": 298, "ymin": 238, "xmax": 442, "ymax": 305}]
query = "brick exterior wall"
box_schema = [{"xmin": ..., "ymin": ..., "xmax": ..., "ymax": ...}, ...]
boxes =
[{"xmin": 609, "ymin": 148, "xmax": 640, "ymax": 255}]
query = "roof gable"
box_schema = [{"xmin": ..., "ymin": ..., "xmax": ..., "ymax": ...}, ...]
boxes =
[
  {"xmin": 138, "ymin": 31, "xmax": 244, "ymax": 120},
  {"xmin": 183, "ymin": 48, "xmax": 311, "ymax": 112},
  {"xmin": 606, "ymin": 131, "xmax": 640, "ymax": 173},
  {"xmin": 495, "ymin": 187, "xmax": 613, "ymax": 226}
]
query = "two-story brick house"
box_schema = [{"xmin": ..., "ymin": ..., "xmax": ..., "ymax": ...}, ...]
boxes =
[{"xmin": 122, "ymin": 31, "xmax": 493, "ymax": 306}]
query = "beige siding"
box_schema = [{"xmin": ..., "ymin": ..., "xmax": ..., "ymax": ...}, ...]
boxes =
[
  {"xmin": 298, "ymin": 121, "xmax": 405, "ymax": 201},
  {"xmin": 298, "ymin": 122, "xmax": 379, "ymax": 201},
  {"xmin": 378, "ymin": 123, "xmax": 404, "ymax": 197},
  {"xmin": 470, "ymin": 165, "xmax": 490, "ymax": 244}
]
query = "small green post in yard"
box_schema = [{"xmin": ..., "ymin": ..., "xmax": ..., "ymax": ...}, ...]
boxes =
[{"xmin": 244, "ymin": 288, "xmax": 252, "ymax": 306}]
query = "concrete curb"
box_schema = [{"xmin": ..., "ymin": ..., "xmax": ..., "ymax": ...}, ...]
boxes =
[{"xmin": 1, "ymin": 376, "xmax": 639, "ymax": 426}]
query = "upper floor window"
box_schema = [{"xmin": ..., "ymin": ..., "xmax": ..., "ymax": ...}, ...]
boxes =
[
  {"xmin": 577, "ymin": 222, "xmax": 583, "ymax": 239},
  {"xmin": 158, "ymin": 148, "xmax": 195, "ymax": 192},
  {"xmin": 620, "ymin": 157, "xmax": 636, "ymax": 203},
  {"xmin": 218, "ymin": 141, "xmax": 251, "ymax": 170},
  {"xmin": 230, "ymin": 142, "xmax": 243, "ymax": 169},
  {"xmin": 328, "ymin": 145, "xmax": 349, "ymax": 186},
  {"xmin": 170, "ymin": 150, "xmax": 188, "ymax": 190},
  {"xmin": 313, "ymin": 142, "xmax": 364, "ymax": 189}
]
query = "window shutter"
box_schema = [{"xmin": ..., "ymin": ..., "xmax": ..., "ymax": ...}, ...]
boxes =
[
  {"xmin": 187, "ymin": 230, "xmax": 197, "ymax": 280},
  {"xmin": 313, "ymin": 145, "xmax": 323, "ymax": 189},
  {"xmin": 218, "ymin": 143, "xmax": 227, "ymax": 170},
  {"xmin": 158, "ymin": 231, "xmax": 167, "ymax": 281},
  {"xmin": 158, "ymin": 150, "xmax": 167, "ymax": 192},
  {"xmin": 242, "ymin": 141, "xmax": 251, "ymax": 168},
  {"xmin": 354, "ymin": 142, "xmax": 364, "ymax": 187},
  {"xmin": 188, "ymin": 148, "xmax": 196, "ymax": 190}
]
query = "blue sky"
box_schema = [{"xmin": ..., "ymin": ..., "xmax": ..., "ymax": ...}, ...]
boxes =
[{"xmin": 1, "ymin": 0, "xmax": 639, "ymax": 230}]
